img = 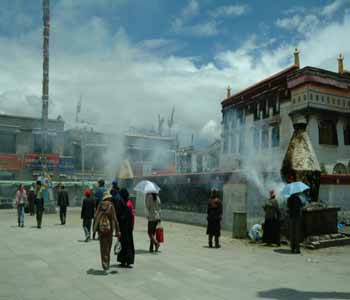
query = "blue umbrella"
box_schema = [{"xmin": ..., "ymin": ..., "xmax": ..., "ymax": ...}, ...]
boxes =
[{"xmin": 281, "ymin": 181, "xmax": 310, "ymax": 198}]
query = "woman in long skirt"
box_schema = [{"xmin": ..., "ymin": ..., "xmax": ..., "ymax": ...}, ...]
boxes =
[
  {"xmin": 262, "ymin": 190, "xmax": 281, "ymax": 246},
  {"xmin": 206, "ymin": 189, "xmax": 223, "ymax": 248},
  {"xmin": 116, "ymin": 188, "xmax": 135, "ymax": 267}
]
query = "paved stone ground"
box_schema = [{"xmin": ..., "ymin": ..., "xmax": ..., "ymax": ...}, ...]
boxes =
[{"xmin": 1, "ymin": 208, "xmax": 350, "ymax": 300}]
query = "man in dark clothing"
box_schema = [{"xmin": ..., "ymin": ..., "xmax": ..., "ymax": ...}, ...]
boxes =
[
  {"xmin": 287, "ymin": 193, "xmax": 304, "ymax": 254},
  {"xmin": 57, "ymin": 184, "xmax": 69, "ymax": 225},
  {"xmin": 35, "ymin": 181, "xmax": 45, "ymax": 229},
  {"xmin": 81, "ymin": 188, "xmax": 95, "ymax": 242},
  {"xmin": 110, "ymin": 179, "xmax": 121, "ymax": 210},
  {"xmin": 207, "ymin": 189, "xmax": 223, "ymax": 248},
  {"xmin": 28, "ymin": 186, "xmax": 36, "ymax": 216}
]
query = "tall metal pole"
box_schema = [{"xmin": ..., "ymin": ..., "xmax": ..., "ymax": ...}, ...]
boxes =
[{"xmin": 42, "ymin": 0, "xmax": 50, "ymax": 155}]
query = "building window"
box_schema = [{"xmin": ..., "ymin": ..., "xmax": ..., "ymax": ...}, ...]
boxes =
[
  {"xmin": 315, "ymin": 94, "xmax": 319, "ymax": 101},
  {"xmin": 223, "ymin": 135, "xmax": 229, "ymax": 154},
  {"xmin": 321, "ymin": 96, "xmax": 324, "ymax": 102},
  {"xmin": 260, "ymin": 99, "xmax": 268, "ymax": 119},
  {"xmin": 261, "ymin": 127, "xmax": 269, "ymax": 149},
  {"xmin": 319, "ymin": 120, "xmax": 338, "ymax": 145},
  {"xmin": 253, "ymin": 127, "xmax": 259, "ymax": 148},
  {"xmin": 271, "ymin": 126, "xmax": 280, "ymax": 147},
  {"xmin": 304, "ymin": 94, "xmax": 307, "ymax": 101},
  {"xmin": 230, "ymin": 134, "xmax": 236, "ymax": 153},
  {"xmin": 34, "ymin": 134, "xmax": 53, "ymax": 153},
  {"xmin": 0, "ymin": 132, "xmax": 16, "ymax": 153},
  {"xmin": 310, "ymin": 93, "xmax": 313, "ymax": 100},
  {"xmin": 238, "ymin": 131, "xmax": 245, "ymax": 153},
  {"xmin": 344, "ymin": 124, "xmax": 350, "ymax": 145}
]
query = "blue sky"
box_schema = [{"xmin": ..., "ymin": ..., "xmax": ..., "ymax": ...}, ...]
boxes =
[{"xmin": 0, "ymin": 0, "xmax": 349, "ymax": 145}]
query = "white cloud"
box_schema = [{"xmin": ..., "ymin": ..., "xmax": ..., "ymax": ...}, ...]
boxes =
[
  {"xmin": 276, "ymin": 14, "xmax": 320, "ymax": 34},
  {"xmin": 184, "ymin": 21, "xmax": 219, "ymax": 37},
  {"xmin": 171, "ymin": 0, "xmax": 220, "ymax": 37},
  {"xmin": 172, "ymin": 0, "xmax": 199, "ymax": 33},
  {"xmin": 210, "ymin": 4, "xmax": 249, "ymax": 18},
  {"xmin": 321, "ymin": 0, "xmax": 350, "ymax": 16}
]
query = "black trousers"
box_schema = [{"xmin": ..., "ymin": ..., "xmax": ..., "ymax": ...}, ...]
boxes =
[
  {"xmin": 36, "ymin": 209, "xmax": 43, "ymax": 228},
  {"xmin": 83, "ymin": 218, "xmax": 92, "ymax": 238},
  {"xmin": 59, "ymin": 206, "xmax": 67, "ymax": 224},
  {"xmin": 289, "ymin": 216, "xmax": 301, "ymax": 252}
]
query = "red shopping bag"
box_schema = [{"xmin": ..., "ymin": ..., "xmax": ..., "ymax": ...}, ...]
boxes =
[{"xmin": 156, "ymin": 226, "xmax": 164, "ymax": 243}]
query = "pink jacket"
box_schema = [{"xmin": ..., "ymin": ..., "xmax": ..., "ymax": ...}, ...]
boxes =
[{"xmin": 16, "ymin": 190, "xmax": 28, "ymax": 207}]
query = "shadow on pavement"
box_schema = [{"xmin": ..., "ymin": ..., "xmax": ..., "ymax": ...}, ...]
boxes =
[
  {"xmin": 257, "ymin": 288, "xmax": 350, "ymax": 300},
  {"xmin": 273, "ymin": 249, "xmax": 294, "ymax": 255},
  {"xmin": 135, "ymin": 249, "xmax": 151, "ymax": 255},
  {"xmin": 86, "ymin": 268, "xmax": 108, "ymax": 276}
]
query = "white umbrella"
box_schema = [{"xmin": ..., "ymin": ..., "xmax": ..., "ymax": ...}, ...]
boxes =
[{"xmin": 134, "ymin": 180, "xmax": 160, "ymax": 194}]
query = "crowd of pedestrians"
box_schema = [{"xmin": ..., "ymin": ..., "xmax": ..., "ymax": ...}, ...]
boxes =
[{"xmin": 13, "ymin": 175, "xmax": 307, "ymax": 273}]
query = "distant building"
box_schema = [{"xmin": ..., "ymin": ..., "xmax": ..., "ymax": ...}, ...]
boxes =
[
  {"xmin": 176, "ymin": 139, "xmax": 220, "ymax": 174},
  {"xmin": 220, "ymin": 50, "xmax": 350, "ymax": 174},
  {"xmin": 63, "ymin": 128, "xmax": 108, "ymax": 179},
  {"xmin": 0, "ymin": 114, "xmax": 64, "ymax": 179},
  {"xmin": 123, "ymin": 128, "xmax": 177, "ymax": 177}
]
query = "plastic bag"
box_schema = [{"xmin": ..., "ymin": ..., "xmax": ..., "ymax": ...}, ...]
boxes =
[{"xmin": 114, "ymin": 239, "xmax": 121, "ymax": 255}]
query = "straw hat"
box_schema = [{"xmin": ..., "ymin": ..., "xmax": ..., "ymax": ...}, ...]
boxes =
[{"xmin": 103, "ymin": 192, "xmax": 112, "ymax": 201}]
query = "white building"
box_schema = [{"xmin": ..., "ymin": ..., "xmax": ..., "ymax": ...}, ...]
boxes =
[{"xmin": 220, "ymin": 51, "xmax": 350, "ymax": 174}]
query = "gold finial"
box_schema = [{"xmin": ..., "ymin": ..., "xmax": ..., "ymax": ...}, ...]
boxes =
[
  {"xmin": 294, "ymin": 48, "xmax": 300, "ymax": 68},
  {"xmin": 227, "ymin": 86, "xmax": 231, "ymax": 98},
  {"xmin": 338, "ymin": 53, "xmax": 344, "ymax": 74}
]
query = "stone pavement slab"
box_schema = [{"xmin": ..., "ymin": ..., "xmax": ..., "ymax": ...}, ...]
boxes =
[{"xmin": 0, "ymin": 209, "xmax": 350, "ymax": 300}]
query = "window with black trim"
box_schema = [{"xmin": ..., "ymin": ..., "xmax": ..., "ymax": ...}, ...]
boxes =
[
  {"xmin": 344, "ymin": 124, "xmax": 350, "ymax": 145},
  {"xmin": 319, "ymin": 120, "xmax": 338, "ymax": 145},
  {"xmin": 271, "ymin": 126, "xmax": 280, "ymax": 147}
]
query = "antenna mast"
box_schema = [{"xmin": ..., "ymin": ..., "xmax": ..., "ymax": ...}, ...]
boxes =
[{"xmin": 42, "ymin": 0, "xmax": 50, "ymax": 154}]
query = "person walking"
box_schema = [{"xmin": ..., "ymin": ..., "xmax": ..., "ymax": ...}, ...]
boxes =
[
  {"xmin": 110, "ymin": 179, "xmax": 121, "ymax": 204},
  {"xmin": 145, "ymin": 192, "xmax": 161, "ymax": 253},
  {"xmin": 95, "ymin": 179, "xmax": 107, "ymax": 210},
  {"xmin": 93, "ymin": 179, "xmax": 107, "ymax": 240},
  {"xmin": 28, "ymin": 186, "xmax": 36, "ymax": 216},
  {"xmin": 206, "ymin": 189, "xmax": 223, "ymax": 248},
  {"xmin": 34, "ymin": 181, "xmax": 45, "ymax": 229},
  {"xmin": 57, "ymin": 183, "xmax": 69, "ymax": 225},
  {"xmin": 287, "ymin": 192, "xmax": 304, "ymax": 254},
  {"xmin": 262, "ymin": 190, "xmax": 281, "ymax": 246},
  {"xmin": 81, "ymin": 188, "xmax": 95, "ymax": 242},
  {"xmin": 116, "ymin": 188, "xmax": 135, "ymax": 267},
  {"xmin": 15, "ymin": 184, "xmax": 27, "ymax": 227},
  {"xmin": 93, "ymin": 192, "xmax": 120, "ymax": 271}
]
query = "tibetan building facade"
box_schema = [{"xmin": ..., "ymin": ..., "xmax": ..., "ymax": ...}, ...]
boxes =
[{"xmin": 220, "ymin": 50, "xmax": 350, "ymax": 174}]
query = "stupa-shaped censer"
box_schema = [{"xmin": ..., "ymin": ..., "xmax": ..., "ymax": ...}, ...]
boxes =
[{"xmin": 281, "ymin": 122, "xmax": 321, "ymax": 202}]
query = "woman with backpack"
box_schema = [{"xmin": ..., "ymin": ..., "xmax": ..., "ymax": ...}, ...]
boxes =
[
  {"xmin": 93, "ymin": 192, "xmax": 120, "ymax": 271},
  {"xmin": 15, "ymin": 184, "xmax": 27, "ymax": 227}
]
